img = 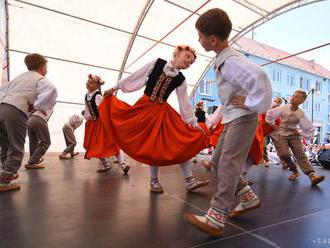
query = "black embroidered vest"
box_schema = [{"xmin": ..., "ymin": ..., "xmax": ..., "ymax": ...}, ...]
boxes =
[
  {"xmin": 85, "ymin": 91, "xmax": 102, "ymax": 120},
  {"xmin": 144, "ymin": 58, "xmax": 185, "ymax": 103}
]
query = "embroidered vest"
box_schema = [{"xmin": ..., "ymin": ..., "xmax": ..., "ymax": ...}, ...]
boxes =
[
  {"xmin": 144, "ymin": 58, "xmax": 185, "ymax": 103},
  {"xmin": 195, "ymin": 109, "xmax": 206, "ymax": 123},
  {"xmin": 85, "ymin": 91, "xmax": 101, "ymax": 120}
]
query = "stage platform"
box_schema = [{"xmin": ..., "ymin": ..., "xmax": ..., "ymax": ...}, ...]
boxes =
[{"xmin": 1, "ymin": 153, "xmax": 329, "ymax": 248}]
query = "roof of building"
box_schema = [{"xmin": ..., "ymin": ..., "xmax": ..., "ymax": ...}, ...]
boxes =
[{"xmin": 233, "ymin": 37, "xmax": 330, "ymax": 79}]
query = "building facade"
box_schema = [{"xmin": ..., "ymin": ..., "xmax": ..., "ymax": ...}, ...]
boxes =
[{"xmin": 191, "ymin": 38, "xmax": 330, "ymax": 143}]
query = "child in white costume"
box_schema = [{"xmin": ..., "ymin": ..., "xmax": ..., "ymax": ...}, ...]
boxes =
[
  {"xmin": 266, "ymin": 90, "xmax": 325, "ymax": 185},
  {"xmin": 0, "ymin": 53, "xmax": 57, "ymax": 192},
  {"xmin": 26, "ymin": 108, "xmax": 56, "ymax": 169},
  {"xmin": 59, "ymin": 112, "xmax": 84, "ymax": 159},
  {"xmin": 184, "ymin": 8, "xmax": 272, "ymax": 237}
]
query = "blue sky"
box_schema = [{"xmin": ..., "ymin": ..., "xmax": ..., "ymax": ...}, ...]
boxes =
[{"xmin": 246, "ymin": 0, "xmax": 330, "ymax": 70}]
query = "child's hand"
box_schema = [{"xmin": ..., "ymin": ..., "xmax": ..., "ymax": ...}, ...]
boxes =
[
  {"xmin": 104, "ymin": 88, "xmax": 115, "ymax": 97},
  {"xmin": 230, "ymin": 96, "xmax": 247, "ymax": 109}
]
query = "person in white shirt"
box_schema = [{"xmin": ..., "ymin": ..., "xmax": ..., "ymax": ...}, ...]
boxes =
[
  {"xmin": 102, "ymin": 45, "xmax": 210, "ymax": 193},
  {"xmin": 0, "ymin": 53, "xmax": 57, "ymax": 192},
  {"xmin": 59, "ymin": 111, "xmax": 84, "ymax": 159},
  {"xmin": 25, "ymin": 108, "xmax": 56, "ymax": 169},
  {"xmin": 25, "ymin": 80, "xmax": 57, "ymax": 169},
  {"xmin": 83, "ymin": 74, "xmax": 129, "ymax": 174},
  {"xmin": 184, "ymin": 9, "xmax": 272, "ymax": 237},
  {"xmin": 266, "ymin": 90, "xmax": 325, "ymax": 185}
]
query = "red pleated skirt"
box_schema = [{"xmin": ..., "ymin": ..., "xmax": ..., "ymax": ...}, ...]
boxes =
[
  {"xmin": 99, "ymin": 95, "xmax": 209, "ymax": 166},
  {"xmin": 83, "ymin": 119, "xmax": 120, "ymax": 159},
  {"xmin": 249, "ymin": 120, "xmax": 264, "ymax": 164},
  {"xmin": 198, "ymin": 122, "xmax": 211, "ymax": 141},
  {"xmin": 209, "ymin": 122, "xmax": 225, "ymax": 147}
]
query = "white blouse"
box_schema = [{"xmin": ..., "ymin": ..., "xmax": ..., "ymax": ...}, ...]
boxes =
[{"xmin": 113, "ymin": 59, "xmax": 198, "ymax": 126}]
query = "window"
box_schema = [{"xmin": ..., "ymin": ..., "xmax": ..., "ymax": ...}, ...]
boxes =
[
  {"xmin": 300, "ymin": 77, "xmax": 310, "ymax": 90},
  {"xmin": 272, "ymin": 69, "xmax": 281, "ymax": 83},
  {"xmin": 314, "ymin": 103, "xmax": 321, "ymax": 112},
  {"xmin": 267, "ymin": 71, "xmax": 272, "ymax": 80},
  {"xmin": 302, "ymin": 100, "xmax": 309, "ymax": 110},
  {"xmin": 287, "ymin": 74, "xmax": 295, "ymax": 87},
  {"xmin": 199, "ymin": 79, "xmax": 212, "ymax": 95},
  {"xmin": 328, "ymin": 95, "xmax": 330, "ymax": 104},
  {"xmin": 272, "ymin": 92, "xmax": 281, "ymax": 98},
  {"xmin": 315, "ymin": 81, "xmax": 322, "ymax": 93}
]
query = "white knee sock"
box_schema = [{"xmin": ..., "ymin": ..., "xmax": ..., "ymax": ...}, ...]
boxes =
[
  {"xmin": 150, "ymin": 166, "xmax": 159, "ymax": 179},
  {"xmin": 116, "ymin": 150, "xmax": 125, "ymax": 165},
  {"xmin": 180, "ymin": 161, "xmax": 193, "ymax": 179}
]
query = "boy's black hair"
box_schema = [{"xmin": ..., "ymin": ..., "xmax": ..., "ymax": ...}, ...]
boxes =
[
  {"xmin": 195, "ymin": 8, "xmax": 232, "ymax": 41},
  {"xmin": 24, "ymin": 53, "xmax": 47, "ymax": 71}
]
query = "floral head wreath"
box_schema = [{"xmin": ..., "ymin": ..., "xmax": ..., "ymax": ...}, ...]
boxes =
[
  {"xmin": 88, "ymin": 74, "xmax": 105, "ymax": 85},
  {"xmin": 196, "ymin": 101, "xmax": 204, "ymax": 108},
  {"xmin": 174, "ymin": 45, "xmax": 197, "ymax": 60}
]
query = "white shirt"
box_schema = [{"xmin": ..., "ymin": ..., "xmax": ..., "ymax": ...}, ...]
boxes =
[
  {"xmin": 0, "ymin": 83, "xmax": 9, "ymax": 100},
  {"xmin": 206, "ymin": 105, "xmax": 224, "ymax": 128},
  {"xmin": 113, "ymin": 59, "xmax": 198, "ymax": 126},
  {"xmin": 67, "ymin": 114, "xmax": 84, "ymax": 130},
  {"xmin": 214, "ymin": 47, "xmax": 272, "ymax": 123},
  {"xmin": 265, "ymin": 105, "xmax": 315, "ymax": 140},
  {"xmin": 84, "ymin": 90, "xmax": 103, "ymax": 121},
  {"xmin": 34, "ymin": 78, "xmax": 57, "ymax": 111}
]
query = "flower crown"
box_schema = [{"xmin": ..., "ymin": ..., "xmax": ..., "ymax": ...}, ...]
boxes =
[
  {"xmin": 175, "ymin": 45, "xmax": 197, "ymax": 59},
  {"xmin": 88, "ymin": 74, "xmax": 105, "ymax": 85},
  {"xmin": 196, "ymin": 101, "xmax": 204, "ymax": 108}
]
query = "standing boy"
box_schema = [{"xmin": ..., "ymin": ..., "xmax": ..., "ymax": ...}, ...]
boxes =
[
  {"xmin": 184, "ymin": 8, "xmax": 272, "ymax": 237},
  {"xmin": 0, "ymin": 53, "xmax": 57, "ymax": 192}
]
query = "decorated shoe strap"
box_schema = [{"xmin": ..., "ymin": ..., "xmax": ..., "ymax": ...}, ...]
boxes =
[{"xmin": 206, "ymin": 207, "xmax": 226, "ymax": 227}]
